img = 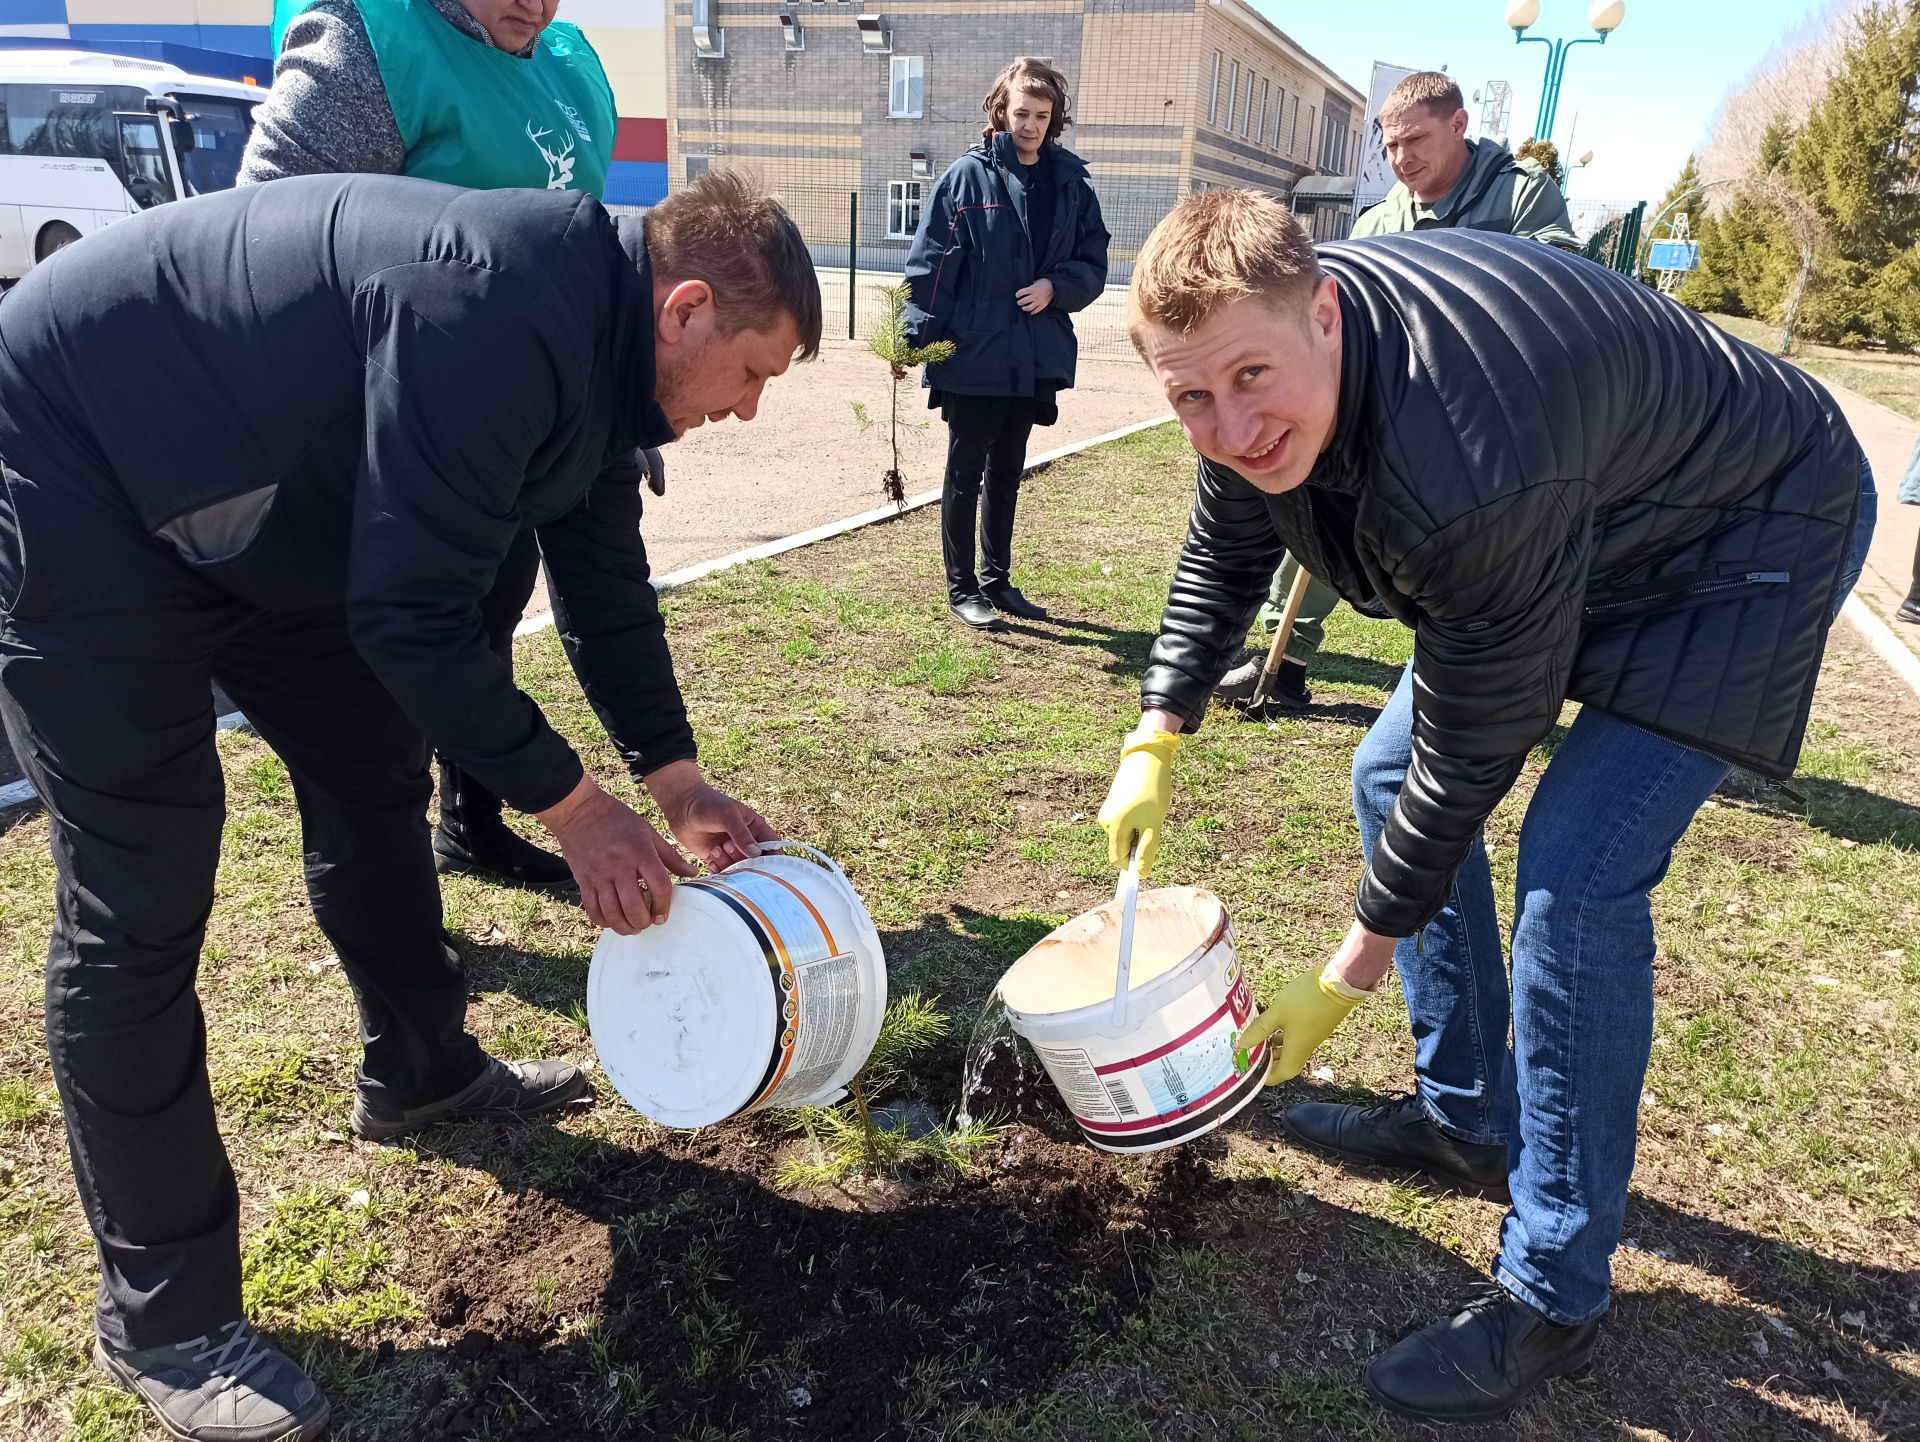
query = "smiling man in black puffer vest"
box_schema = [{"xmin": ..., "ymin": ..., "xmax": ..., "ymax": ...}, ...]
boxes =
[{"xmin": 1096, "ymin": 190, "xmax": 1874, "ymax": 1423}]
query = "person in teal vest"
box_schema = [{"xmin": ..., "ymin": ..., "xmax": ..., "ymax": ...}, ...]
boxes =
[{"xmin": 242, "ymin": 0, "xmax": 669, "ymax": 892}]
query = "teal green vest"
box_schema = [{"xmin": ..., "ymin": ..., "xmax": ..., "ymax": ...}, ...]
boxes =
[{"xmin": 273, "ymin": 0, "xmax": 614, "ymax": 198}]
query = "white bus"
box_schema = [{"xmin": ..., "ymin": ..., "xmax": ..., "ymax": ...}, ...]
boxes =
[{"xmin": 0, "ymin": 49, "xmax": 268, "ymax": 284}]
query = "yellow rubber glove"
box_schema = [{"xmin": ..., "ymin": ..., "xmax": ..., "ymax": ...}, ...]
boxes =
[
  {"xmin": 1096, "ymin": 728, "xmax": 1182, "ymax": 876},
  {"xmin": 1233, "ymin": 966, "xmax": 1369, "ymax": 1084}
]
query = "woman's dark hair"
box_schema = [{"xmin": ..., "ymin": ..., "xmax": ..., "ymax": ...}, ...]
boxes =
[{"xmin": 982, "ymin": 57, "xmax": 1073, "ymax": 145}]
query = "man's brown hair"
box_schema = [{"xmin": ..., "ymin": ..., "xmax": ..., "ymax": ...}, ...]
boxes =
[
  {"xmin": 1127, "ymin": 189, "xmax": 1321, "ymax": 343},
  {"xmin": 645, "ymin": 168, "xmax": 822, "ymax": 359},
  {"xmin": 983, "ymin": 57, "xmax": 1073, "ymax": 145},
  {"xmin": 1380, "ymin": 71, "xmax": 1466, "ymax": 126}
]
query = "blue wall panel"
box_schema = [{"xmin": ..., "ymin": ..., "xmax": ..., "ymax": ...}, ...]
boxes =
[
  {"xmin": 0, "ymin": 0, "xmax": 70, "ymax": 24},
  {"xmin": 69, "ymin": 22, "xmax": 272, "ymax": 58},
  {"xmin": 603, "ymin": 159, "xmax": 666, "ymax": 207}
]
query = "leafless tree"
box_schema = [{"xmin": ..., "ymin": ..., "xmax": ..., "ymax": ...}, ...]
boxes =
[{"xmin": 1697, "ymin": 0, "xmax": 1870, "ymax": 195}]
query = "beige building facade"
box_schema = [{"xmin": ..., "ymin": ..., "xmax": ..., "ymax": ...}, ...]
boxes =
[{"xmin": 664, "ymin": 0, "xmax": 1363, "ymax": 269}]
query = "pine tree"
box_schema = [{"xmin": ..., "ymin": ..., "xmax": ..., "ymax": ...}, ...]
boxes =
[
  {"xmin": 1784, "ymin": 0, "xmax": 1920, "ymax": 345},
  {"xmin": 1642, "ymin": 154, "xmax": 1704, "ymax": 285},
  {"xmin": 859, "ymin": 284, "xmax": 955, "ymax": 508}
]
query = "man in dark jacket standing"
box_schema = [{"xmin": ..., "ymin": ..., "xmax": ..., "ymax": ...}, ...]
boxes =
[
  {"xmin": 0, "ymin": 169, "xmax": 819, "ymax": 1442},
  {"xmin": 1099, "ymin": 191, "xmax": 1872, "ymax": 1421}
]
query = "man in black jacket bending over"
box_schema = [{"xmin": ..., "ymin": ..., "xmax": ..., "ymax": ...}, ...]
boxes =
[
  {"xmin": 1097, "ymin": 191, "xmax": 1873, "ymax": 1421},
  {"xmin": 0, "ymin": 169, "xmax": 817, "ymax": 1442}
]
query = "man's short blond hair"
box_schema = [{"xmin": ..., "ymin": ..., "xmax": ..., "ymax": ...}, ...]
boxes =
[
  {"xmin": 1379, "ymin": 71, "xmax": 1465, "ymax": 126},
  {"xmin": 1127, "ymin": 189, "xmax": 1321, "ymax": 343}
]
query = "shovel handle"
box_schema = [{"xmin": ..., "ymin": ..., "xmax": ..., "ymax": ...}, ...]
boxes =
[{"xmin": 1249, "ymin": 564, "xmax": 1315, "ymax": 709}]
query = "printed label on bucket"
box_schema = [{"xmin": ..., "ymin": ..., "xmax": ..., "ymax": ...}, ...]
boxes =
[
  {"xmin": 761, "ymin": 949, "xmax": 862, "ymax": 1107},
  {"xmin": 1032, "ymin": 962, "xmax": 1260, "ymax": 1147}
]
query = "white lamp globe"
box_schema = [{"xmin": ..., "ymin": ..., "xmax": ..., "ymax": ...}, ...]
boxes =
[
  {"xmin": 1589, "ymin": 0, "xmax": 1625, "ymax": 33},
  {"xmin": 1506, "ymin": 0, "xmax": 1541, "ymax": 29}
]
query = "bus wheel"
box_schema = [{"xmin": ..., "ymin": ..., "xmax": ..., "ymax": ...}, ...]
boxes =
[{"xmin": 34, "ymin": 223, "xmax": 82, "ymax": 263}]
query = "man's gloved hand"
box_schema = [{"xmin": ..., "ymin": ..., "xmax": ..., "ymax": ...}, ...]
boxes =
[
  {"xmin": 640, "ymin": 447, "xmax": 666, "ymax": 497},
  {"xmin": 1234, "ymin": 965, "xmax": 1371, "ymax": 1083},
  {"xmin": 1096, "ymin": 727, "xmax": 1182, "ymax": 876}
]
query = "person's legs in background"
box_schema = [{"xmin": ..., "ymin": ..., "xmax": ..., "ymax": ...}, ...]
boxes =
[
  {"xmin": 941, "ymin": 395, "xmax": 1008, "ymax": 631},
  {"xmin": 1899, "ymin": 437, "xmax": 1918, "ymax": 622},
  {"xmin": 979, "ymin": 397, "xmax": 1049, "ymax": 621},
  {"xmin": 1215, "ymin": 551, "xmax": 1343, "ymax": 708},
  {"xmin": 431, "ymin": 528, "xmax": 573, "ymax": 890}
]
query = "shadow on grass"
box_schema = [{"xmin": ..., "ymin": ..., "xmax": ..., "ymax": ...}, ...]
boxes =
[
  {"xmin": 1717, "ymin": 772, "xmax": 1920, "ymax": 850},
  {"xmin": 271, "ymin": 1088, "xmax": 1920, "ymax": 1442},
  {"xmin": 993, "ymin": 614, "xmax": 1159, "ymax": 676}
]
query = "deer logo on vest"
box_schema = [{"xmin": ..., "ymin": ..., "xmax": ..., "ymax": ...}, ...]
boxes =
[{"xmin": 527, "ymin": 121, "xmax": 576, "ymax": 190}]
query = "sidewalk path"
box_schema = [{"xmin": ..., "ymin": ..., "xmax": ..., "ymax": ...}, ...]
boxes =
[{"xmin": 1827, "ymin": 382, "xmax": 1920, "ymax": 661}]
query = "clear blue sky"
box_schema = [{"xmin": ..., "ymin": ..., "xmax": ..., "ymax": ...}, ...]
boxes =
[{"xmin": 1259, "ymin": 0, "xmax": 1831, "ymax": 204}]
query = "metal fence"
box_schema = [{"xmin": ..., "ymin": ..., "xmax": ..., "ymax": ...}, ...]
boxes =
[{"xmin": 756, "ymin": 181, "xmax": 1650, "ymax": 353}]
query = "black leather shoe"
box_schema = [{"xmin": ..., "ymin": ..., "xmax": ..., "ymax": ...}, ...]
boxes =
[
  {"xmin": 434, "ymin": 822, "xmax": 577, "ymax": 894},
  {"xmin": 1280, "ymin": 1094, "xmax": 1511, "ymax": 1201},
  {"xmin": 983, "ymin": 585, "xmax": 1050, "ymax": 622},
  {"xmin": 949, "ymin": 595, "xmax": 1006, "ymax": 631},
  {"xmin": 1898, "ymin": 598, "xmax": 1920, "ymax": 624},
  {"xmin": 1366, "ymin": 1285, "xmax": 1600, "ymax": 1423},
  {"xmin": 352, "ymin": 1055, "xmax": 593, "ymax": 1142}
]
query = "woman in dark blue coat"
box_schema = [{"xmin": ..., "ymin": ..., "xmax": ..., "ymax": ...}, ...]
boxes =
[{"xmin": 905, "ymin": 57, "xmax": 1111, "ymax": 630}]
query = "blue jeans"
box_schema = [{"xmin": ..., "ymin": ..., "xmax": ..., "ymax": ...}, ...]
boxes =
[{"xmin": 1350, "ymin": 462, "xmax": 1876, "ymax": 1326}]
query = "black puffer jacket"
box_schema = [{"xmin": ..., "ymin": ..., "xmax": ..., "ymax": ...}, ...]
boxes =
[{"xmin": 1141, "ymin": 230, "xmax": 1863, "ymax": 939}]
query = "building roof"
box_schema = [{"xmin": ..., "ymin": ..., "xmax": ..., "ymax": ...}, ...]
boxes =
[
  {"xmin": 1207, "ymin": 0, "xmax": 1366, "ymax": 109},
  {"xmin": 1291, "ymin": 174, "xmax": 1357, "ymax": 200}
]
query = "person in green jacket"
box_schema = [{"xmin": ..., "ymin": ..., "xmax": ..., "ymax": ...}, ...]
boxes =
[
  {"xmin": 1218, "ymin": 71, "xmax": 1578, "ymax": 709},
  {"xmin": 243, "ymin": 0, "xmax": 671, "ymax": 891}
]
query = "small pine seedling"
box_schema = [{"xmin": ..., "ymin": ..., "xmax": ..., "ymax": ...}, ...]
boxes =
[{"xmin": 865, "ymin": 282, "xmax": 955, "ymax": 508}]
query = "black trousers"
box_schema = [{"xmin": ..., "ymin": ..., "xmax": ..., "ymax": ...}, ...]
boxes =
[
  {"xmin": 437, "ymin": 528, "xmax": 543, "ymax": 823},
  {"xmin": 0, "ymin": 462, "xmax": 480, "ymax": 1348},
  {"xmin": 940, "ymin": 394, "xmax": 1041, "ymax": 601}
]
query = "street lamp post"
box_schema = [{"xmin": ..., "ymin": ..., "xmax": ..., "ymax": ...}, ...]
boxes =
[{"xmin": 1506, "ymin": 0, "xmax": 1624, "ymax": 145}]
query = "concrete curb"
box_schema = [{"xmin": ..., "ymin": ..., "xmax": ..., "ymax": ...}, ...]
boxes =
[
  {"xmin": 0, "ymin": 415, "xmax": 1175, "ymax": 811},
  {"xmin": 1842, "ymin": 594, "xmax": 1920, "ymax": 697},
  {"xmin": 513, "ymin": 412, "xmax": 1174, "ymax": 637}
]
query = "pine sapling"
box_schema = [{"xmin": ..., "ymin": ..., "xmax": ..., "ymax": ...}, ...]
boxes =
[{"xmin": 866, "ymin": 282, "xmax": 955, "ymax": 508}]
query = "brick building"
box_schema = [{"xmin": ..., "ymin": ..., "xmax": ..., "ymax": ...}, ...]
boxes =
[{"xmin": 665, "ymin": 0, "xmax": 1363, "ymax": 271}]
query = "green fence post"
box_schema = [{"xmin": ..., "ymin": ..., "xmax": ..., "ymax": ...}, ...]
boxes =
[{"xmin": 847, "ymin": 190, "xmax": 858, "ymax": 341}]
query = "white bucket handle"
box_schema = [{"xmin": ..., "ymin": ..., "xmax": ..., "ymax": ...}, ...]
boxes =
[{"xmin": 738, "ymin": 838, "xmax": 856, "ymax": 894}]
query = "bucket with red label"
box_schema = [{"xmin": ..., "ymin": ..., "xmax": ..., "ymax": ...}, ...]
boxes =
[{"xmin": 997, "ymin": 886, "xmax": 1267, "ymax": 1153}]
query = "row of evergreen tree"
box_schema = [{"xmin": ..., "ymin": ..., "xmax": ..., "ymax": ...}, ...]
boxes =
[{"xmin": 1648, "ymin": 0, "xmax": 1920, "ymax": 351}]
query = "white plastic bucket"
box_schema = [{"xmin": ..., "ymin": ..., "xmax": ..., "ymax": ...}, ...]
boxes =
[
  {"xmin": 998, "ymin": 886, "xmax": 1268, "ymax": 1154},
  {"xmin": 587, "ymin": 841, "xmax": 888, "ymax": 1129}
]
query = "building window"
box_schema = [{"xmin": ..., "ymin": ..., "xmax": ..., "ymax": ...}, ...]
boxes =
[
  {"xmin": 1256, "ymin": 78, "xmax": 1268, "ymax": 144},
  {"xmin": 1271, "ymin": 86, "xmax": 1284, "ymax": 149},
  {"xmin": 1208, "ymin": 50, "xmax": 1221, "ymax": 127},
  {"xmin": 1287, "ymin": 95, "xmax": 1299, "ymax": 154},
  {"xmin": 889, "ymin": 56, "xmax": 924, "ymax": 118},
  {"xmin": 1242, "ymin": 74, "xmax": 1255, "ymax": 136},
  {"xmin": 1225, "ymin": 61, "xmax": 1238, "ymax": 131},
  {"xmin": 887, "ymin": 179, "xmax": 924, "ymax": 237},
  {"xmin": 1307, "ymin": 104, "xmax": 1316, "ymax": 164}
]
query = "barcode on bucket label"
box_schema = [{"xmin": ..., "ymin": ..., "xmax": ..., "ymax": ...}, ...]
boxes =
[{"xmin": 1032, "ymin": 1043, "xmax": 1128, "ymax": 1123}]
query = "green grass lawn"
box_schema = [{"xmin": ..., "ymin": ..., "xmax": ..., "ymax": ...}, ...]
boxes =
[
  {"xmin": 1, "ymin": 424, "xmax": 1916, "ymax": 1441},
  {"xmin": 1707, "ymin": 311, "xmax": 1920, "ymax": 422}
]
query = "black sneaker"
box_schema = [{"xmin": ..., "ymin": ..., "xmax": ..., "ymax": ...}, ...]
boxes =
[
  {"xmin": 433, "ymin": 822, "xmax": 577, "ymax": 895},
  {"xmin": 983, "ymin": 585, "xmax": 1050, "ymax": 622},
  {"xmin": 352, "ymin": 1055, "xmax": 592, "ymax": 1143},
  {"xmin": 96, "ymin": 1320, "xmax": 330, "ymax": 1442},
  {"xmin": 1365, "ymin": 1284, "xmax": 1600, "ymax": 1423},
  {"xmin": 948, "ymin": 595, "xmax": 1006, "ymax": 631},
  {"xmin": 1280, "ymin": 1094, "xmax": 1510, "ymax": 1201},
  {"xmin": 1898, "ymin": 598, "xmax": 1920, "ymax": 624}
]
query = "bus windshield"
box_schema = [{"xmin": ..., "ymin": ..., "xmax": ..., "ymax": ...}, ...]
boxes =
[
  {"xmin": 1, "ymin": 81, "xmax": 153, "ymax": 186},
  {"xmin": 168, "ymin": 91, "xmax": 256, "ymax": 195}
]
